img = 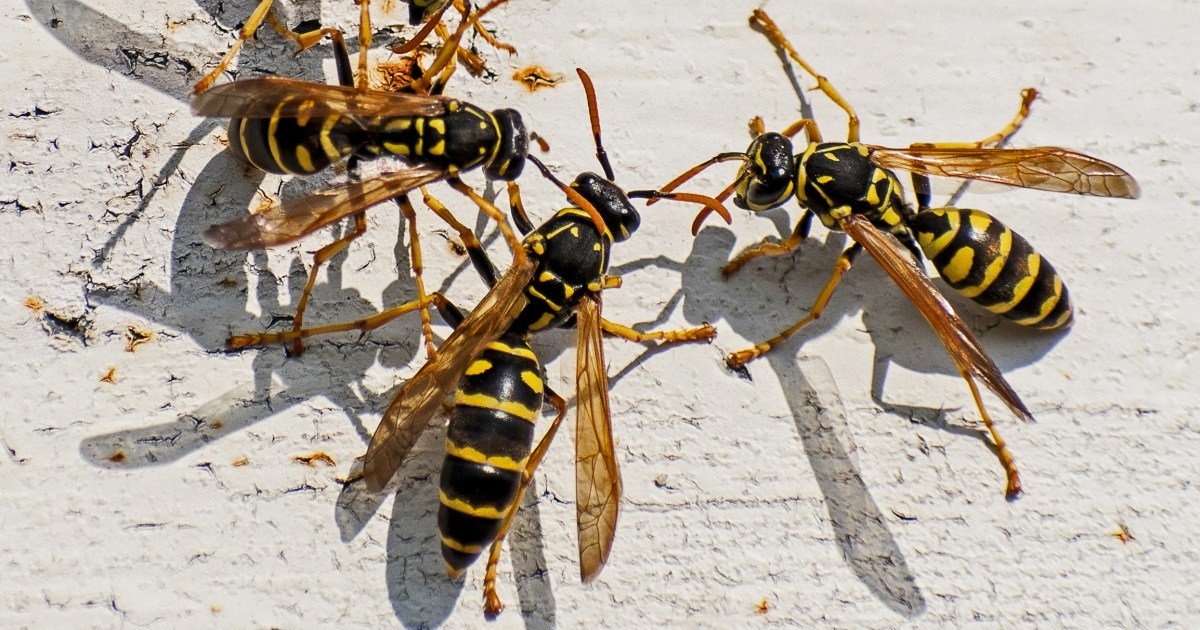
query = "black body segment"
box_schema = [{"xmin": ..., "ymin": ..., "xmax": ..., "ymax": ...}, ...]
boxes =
[
  {"xmin": 911, "ymin": 208, "xmax": 1073, "ymax": 329},
  {"xmin": 436, "ymin": 177, "xmax": 629, "ymax": 577},
  {"xmin": 796, "ymin": 142, "xmax": 911, "ymax": 236},
  {"xmin": 439, "ymin": 332, "xmax": 544, "ymax": 576},
  {"xmin": 223, "ymin": 94, "xmax": 527, "ymax": 181}
]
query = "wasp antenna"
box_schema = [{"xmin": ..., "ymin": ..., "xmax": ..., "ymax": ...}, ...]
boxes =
[
  {"xmin": 528, "ymin": 156, "xmax": 607, "ymax": 235},
  {"xmin": 576, "ymin": 68, "xmax": 616, "ymax": 182},
  {"xmin": 628, "ymin": 189, "xmax": 734, "ymax": 233}
]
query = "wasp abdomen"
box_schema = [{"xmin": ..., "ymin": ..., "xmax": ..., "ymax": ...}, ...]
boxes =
[
  {"xmin": 438, "ymin": 334, "xmax": 544, "ymax": 576},
  {"xmin": 911, "ymin": 208, "xmax": 1073, "ymax": 329},
  {"xmin": 228, "ymin": 103, "xmax": 361, "ymax": 175}
]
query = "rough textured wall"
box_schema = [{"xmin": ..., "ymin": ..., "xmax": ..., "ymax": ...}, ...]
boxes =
[{"xmin": 2, "ymin": 0, "xmax": 1197, "ymax": 627}]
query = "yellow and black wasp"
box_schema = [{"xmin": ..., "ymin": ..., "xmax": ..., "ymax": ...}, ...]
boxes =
[
  {"xmin": 213, "ymin": 67, "xmax": 729, "ymax": 614},
  {"xmin": 193, "ymin": 0, "xmax": 514, "ymax": 94},
  {"xmin": 192, "ymin": 0, "xmax": 541, "ymax": 357},
  {"xmin": 358, "ymin": 69, "xmax": 727, "ymax": 614},
  {"xmin": 657, "ymin": 9, "xmax": 1140, "ymax": 499}
]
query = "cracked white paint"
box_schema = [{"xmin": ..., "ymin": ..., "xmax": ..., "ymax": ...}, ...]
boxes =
[{"xmin": 2, "ymin": 0, "xmax": 1198, "ymax": 627}]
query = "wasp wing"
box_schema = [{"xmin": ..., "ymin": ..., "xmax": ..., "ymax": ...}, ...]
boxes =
[
  {"xmin": 869, "ymin": 146, "xmax": 1140, "ymax": 199},
  {"xmin": 840, "ymin": 214, "xmax": 1033, "ymax": 422},
  {"xmin": 192, "ymin": 77, "xmax": 451, "ymax": 119},
  {"xmin": 202, "ymin": 166, "xmax": 446, "ymax": 250},
  {"xmin": 362, "ymin": 253, "xmax": 537, "ymax": 493},
  {"xmin": 574, "ymin": 293, "xmax": 621, "ymax": 582}
]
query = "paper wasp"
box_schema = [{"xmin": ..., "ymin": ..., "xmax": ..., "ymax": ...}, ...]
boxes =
[
  {"xmin": 657, "ymin": 9, "xmax": 1140, "ymax": 499},
  {"xmin": 193, "ymin": 0, "xmax": 539, "ymax": 357},
  {"xmin": 211, "ymin": 65, "xmax": 728, "ymax": 613},
  {"xmin": 193, "ymin": 0, "xmax": 515, "ymax": 94}
]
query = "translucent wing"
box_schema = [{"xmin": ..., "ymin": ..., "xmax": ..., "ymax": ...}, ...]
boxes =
[
  {"xmin": 574, "ymin": 294, "xmax": 621, "ymax": 582},
  {"xmin": 192, "ymin": 77, "xmax": 451, "ymax": 119},
  {"xmin": 202, "ymin": 166, "xmax": 446, "ymax": 250},
  {"xmin": 840, "ymin": 214, "xmax": 1033, "ymax": 422},
  {"xmin": 362, "ymin": 253, "xmax": 537, "ymax": 493},
  {"xmin": 868, "ymin": 146, "xmax": 1140, "ymax": 199}
]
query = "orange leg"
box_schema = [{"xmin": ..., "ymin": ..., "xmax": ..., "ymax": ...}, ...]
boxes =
[
  {"xmin": 286, "ymin": 212, "xmax": 369, "ymax": 355},
  {"xmin": 726, "ymin": 243, "xmax": 860, "ymax": 369},
  {"xmin": 481, "ymin": 390, "xmax": 569, "ymax": 617}
]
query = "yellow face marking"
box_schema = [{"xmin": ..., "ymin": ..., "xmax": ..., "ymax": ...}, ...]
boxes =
[
  {"xmin": 465, "ymin": 359, "xmax": 492, "ymax": 376},
  {"xmin": 454, "ymin": 391, "xmax": 539, "ymax": 422},
  {"xmin": 570, "ymin": 226, "xmax": 580, "ymax": 238},
  {"xmin": 521, "ymin": 370, "xmax": 543, "ymax": 394},
  {"xmin": 439, "ymin": 490, "xmax": 510, "ymax": 519},
  {"xmin": 593, "ymin": 243, "xmax": 602, "ymax": 252}
]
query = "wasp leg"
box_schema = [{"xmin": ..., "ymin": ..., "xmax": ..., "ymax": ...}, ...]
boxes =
[
  {"xmin": 751, "ymin": 9, "xmax": 859, "ymax": 142},
  {"xmin": 421, "ymin": 186, "xmax": 502, "ymax": 288},
  {"xmin": 909, "ymin": 88, "xmax": 1040, "ymax": 210},
  {"xmin": 912, "ymin": 88, "xmax": 1039, "ymax": 152},
  {"xmin": 726, "ymin": 242, "xmax": 862, "ymax": 369},
  {"xmin": 446, "ymin": 177, "xmax": 525, "ymax": 261},
  {"xmin": 287, "ymin": 211, "xmax": 368, "ymax": 356},
  {"xmin": 599, "ymin": 319, "xmax": 717, "ymax": 345},
  {"xmin": 506, "ymin": 181, "xmax": 535, "ymax": 236},
  {"xmin": 454, "ymin": 0, "xmax": 517, "ymax": 57},
  {"xmin": 962, "ymin": 371, "xmax": 1022, "ymax": 498},
  {"xmin": 193, "ymin": 0, "xmax": 277, "ymax": 93},
  {"xmin": 229, "ymin": 292, "xmax": 449, "ymax": 350},
  {"xmin": 722, "ymin": 210, "xmax": 814, "ymax": 276},
  {"xmin": 393, "ymin": 193, "xmax": 439, "ymax": 361},
  {"xmin": 778, "ymin": 117, "xmax": 823, "ymax": 144},
  {"xmin": 353, "ymin": 0, "xmax": 372, "ymax": 91},
  {"xmin": 481, "ymin": 388, "xmax": 569, "ymax": 617}
]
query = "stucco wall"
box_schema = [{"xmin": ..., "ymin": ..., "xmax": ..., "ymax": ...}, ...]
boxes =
[{"xmin": 2, "ymin": 0, "xmax": 1197, "ymax": 627}]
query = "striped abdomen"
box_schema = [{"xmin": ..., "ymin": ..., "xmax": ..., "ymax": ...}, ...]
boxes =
[
  {"xmin": 227, "ymin": 98, "xmax": 363, "ymax": 175},
  {"xmin": 438, "ymin": 333, "xmax": 544, "ymax": 577},
  {"xmin": 910, "ymin": 208, "xmax": 1073, "ymax": 329}
]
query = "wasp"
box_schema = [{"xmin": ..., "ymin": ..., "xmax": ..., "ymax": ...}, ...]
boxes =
[
  {"xmin": 657, "ymin": 9, "xmax": 1139, "ymax": 499},
  {"xmin": 193, "ymin": 0, "xmax": 514, "ymax": 94},
  {"xmin": 345, "ymin": 69, "xmax": 727, "ymax": 614},
  {"xmin": 193, "ymin": 0, "xmax": 541, "ymax": 357}
]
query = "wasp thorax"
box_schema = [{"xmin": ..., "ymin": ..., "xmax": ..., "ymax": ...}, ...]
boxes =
[
  {"xmin": 484, "ymin": 109, "xmax": 529, "ymax": 181},
  {"xmin": 571, "ymin": 172, "xmax": 640, "ymax": 241}
]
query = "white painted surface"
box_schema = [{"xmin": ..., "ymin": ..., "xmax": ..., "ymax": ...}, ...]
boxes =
[{"xmin": 2, "ymin": 0, "xmax": 1197, "ymax": 627}]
